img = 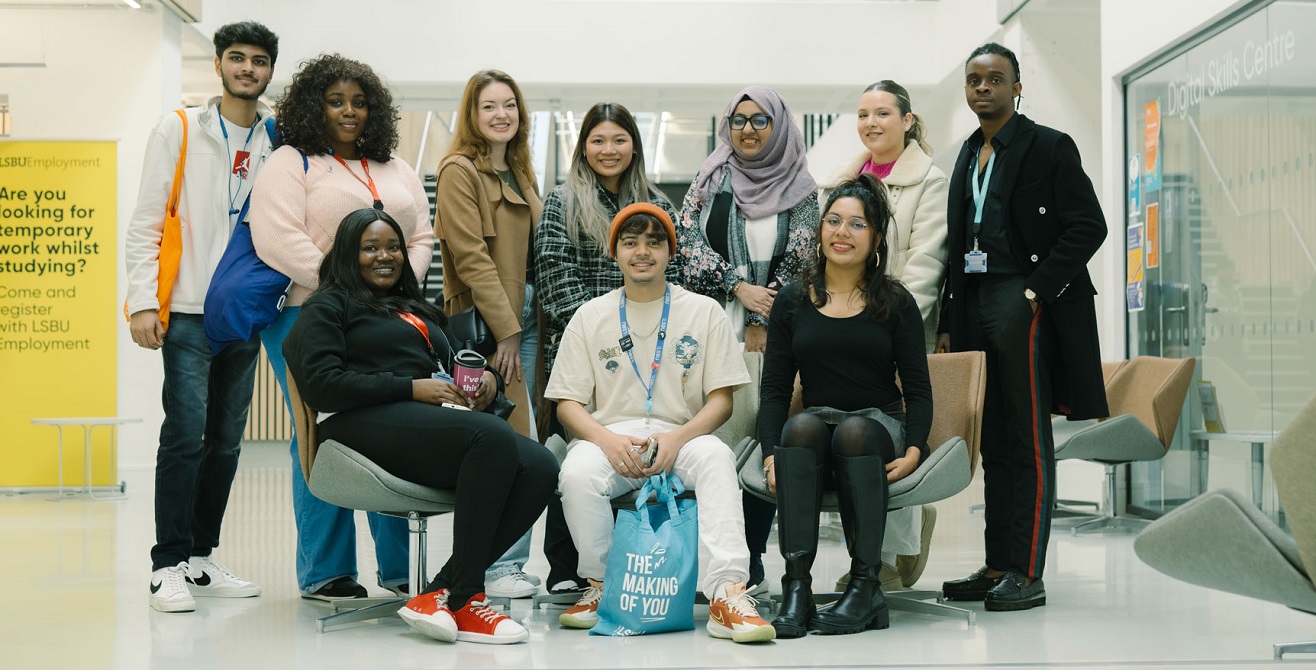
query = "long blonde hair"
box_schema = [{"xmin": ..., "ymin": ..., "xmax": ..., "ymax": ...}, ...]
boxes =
[
  {"xmin": 562, "ymin": 102, "xmax": 667, "ymax": 247},
  {"xmin": 444, "ymin": 70, "xmax": 535, "ymax": 187}
]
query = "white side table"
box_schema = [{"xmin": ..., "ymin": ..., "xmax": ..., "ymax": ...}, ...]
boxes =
[
  {"xmin": 31, "ymin": 417, "xmax": 140, "ymax": 499},
  {"xmin": 1190, "ymin": 429, "xmax": 1278, "ymax": 511}
]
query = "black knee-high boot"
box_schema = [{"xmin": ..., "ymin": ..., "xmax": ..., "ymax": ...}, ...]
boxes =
[
  {"xmin": 771, "ymin": 447, "xmax": 823, "ymax": 639},
  {"xmin": 811, "ymin": 454, "xmax": 890, "ymax": 634}
]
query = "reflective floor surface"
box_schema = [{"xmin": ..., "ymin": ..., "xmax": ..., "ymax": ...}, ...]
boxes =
[{"xmin": 2, "ymin": 442, "xmax": 1311, "ymax": 669}]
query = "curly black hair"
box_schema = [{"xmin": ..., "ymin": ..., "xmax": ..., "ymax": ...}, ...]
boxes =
[{"xmin": 275, "ymin": 53, "xmax": 399, "ymax": 162}]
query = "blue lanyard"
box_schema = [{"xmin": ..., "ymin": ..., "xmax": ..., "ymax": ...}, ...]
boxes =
[
  {"xmin": 618, "ymin": 285, "xmax": 671, "ymax": 419},
  {"xmin": 969, "ymin": 146, "xmax": 996, "ymax": 249},
  {"xmin": 218, "ymin": 105, "xmax": 259, "ymax": 219}
]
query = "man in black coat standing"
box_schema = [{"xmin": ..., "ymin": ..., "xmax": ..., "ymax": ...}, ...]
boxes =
[{"xmin": 936, "ymin": 43, "xmax": 1108, "ymax": 612}]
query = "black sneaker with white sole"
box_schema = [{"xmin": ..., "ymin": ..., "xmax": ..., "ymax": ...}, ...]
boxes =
[{"xmin": 302, "ymin": 576, "xmax": 368, "ymax": 601}]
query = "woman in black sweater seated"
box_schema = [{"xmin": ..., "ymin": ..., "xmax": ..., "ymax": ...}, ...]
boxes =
[
  {"xmin": 758, "ymin": 174, "xmax": 932, "ymax": 638},
  {"xmin": 283, "ymin": 208, "xmax": 557, "ymax": 646}
]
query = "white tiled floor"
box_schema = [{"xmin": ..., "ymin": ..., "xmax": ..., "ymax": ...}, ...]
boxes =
[{"xmin": 2, "ymin": 441, "xmax": 1312, "ymax": 670}]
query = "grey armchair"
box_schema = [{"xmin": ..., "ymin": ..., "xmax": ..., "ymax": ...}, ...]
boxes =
[
  {"xmin": 1135, "ymin": 393, "xmax": 1316, "ymax": 659},
  {"xmin": 1052, "ymin": 355, "xmax": 1195, "ymax": 534},
  {"xmin": 739, "ymin": 350, "xmax": 986, "ymax": 625},
  {"xmin": 288, "ymin": 377, "xmax": 509, "ymax": 633}
]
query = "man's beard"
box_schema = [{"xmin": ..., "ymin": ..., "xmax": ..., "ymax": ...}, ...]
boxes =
[{"xmin": 224, "ymin": 77, "xmax": 267, "ymax": 102}]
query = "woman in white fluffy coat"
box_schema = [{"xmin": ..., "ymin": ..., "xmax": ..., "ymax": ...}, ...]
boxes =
[{"xmin": 821, "ymin": 80, "xmax": 948, "ymax": 351}]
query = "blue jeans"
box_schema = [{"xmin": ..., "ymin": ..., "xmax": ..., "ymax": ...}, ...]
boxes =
[
  {"xmin": 151, "ymin": 313, "xmax": 260, "ymax": 570},
  {"xmin": 261, "ymin": 306, "xmax": 410, "ymax": 593},
  {"xmin": 486, "ymin": 283, "xmax": 540, "ymax": 580}
]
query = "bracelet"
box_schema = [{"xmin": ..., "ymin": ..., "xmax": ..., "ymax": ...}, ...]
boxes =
[{"xmin": 762, "ymin": 460, "xmax": 774, "ymax": 478}]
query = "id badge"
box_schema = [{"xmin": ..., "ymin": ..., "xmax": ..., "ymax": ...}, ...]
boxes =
[
  {"xmin": 965, "ymin": 251, "xmax": 988, "ymax": 274},
  {"xmin": 432, "ymin": 371, "xmax": 454, "ymax": 384}
]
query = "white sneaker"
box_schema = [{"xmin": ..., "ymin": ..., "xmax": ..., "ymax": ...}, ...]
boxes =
[
  {"xmin": 186, "ymin": 555, "xmax": 261, "ymax": 598},
  {"xmin": 485, "ymin": 571, "xmax": 538, "ymax": 598},
  {"xmin": 150, "ymin": 562, "xmax": 196, "ymax": 613}
]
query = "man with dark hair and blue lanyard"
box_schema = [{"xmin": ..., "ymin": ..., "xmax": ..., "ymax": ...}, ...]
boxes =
[
  {"xmin": 936, "ymin": 42, "xmax": 1108, "ymax": 612},
  {"xmin": 125, "ymin": 20, "xmax": 280, "ymax": 613},
  {"xmin": 546, "ymin": 203, "xmax": 775, "ymax": 643}
]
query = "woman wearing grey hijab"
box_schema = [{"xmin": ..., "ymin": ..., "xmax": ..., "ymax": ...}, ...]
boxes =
[
  {"xmin": 676, "ymin": 86, "xmax": 818, "ymax": 598},
  {"xmin": 677, "ymin": 86, "xmax": 818, "ymax": 356}
]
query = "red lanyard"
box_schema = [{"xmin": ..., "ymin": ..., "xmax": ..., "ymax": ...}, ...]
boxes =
[
  {"xmin": 330, "ymin": 151, "xmax": 383, "ymax": 210},
  {"xmin": 397, "ymin": 312, "xmax": 444, "ymax": 372}
]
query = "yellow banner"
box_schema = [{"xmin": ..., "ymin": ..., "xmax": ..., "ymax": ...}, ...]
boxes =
[{"xmin": 0, "ymin": 142, "xmax": 117, "ymax": 487}]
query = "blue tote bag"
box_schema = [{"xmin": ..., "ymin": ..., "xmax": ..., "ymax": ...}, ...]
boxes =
[{"xmin": 592, "ymin": 473, "xmax": 698, "ymax": 637}]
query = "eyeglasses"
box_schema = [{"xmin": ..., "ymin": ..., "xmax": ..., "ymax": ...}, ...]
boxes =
[
  {"xmin": 729, "ymin": 113, "xmax": 771, "ymax": 130},
  {"xmin": 822, "ymin": 216, "xmax": 870, "ymax": 234}
]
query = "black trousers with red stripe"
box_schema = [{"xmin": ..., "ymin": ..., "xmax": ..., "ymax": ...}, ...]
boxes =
[{"xmin": 962, "ymin": 273, "xmax": 1058, "ymax": 578}]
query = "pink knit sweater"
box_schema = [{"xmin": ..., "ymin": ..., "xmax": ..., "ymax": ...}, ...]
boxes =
[{"xmin": 250, "ymin": 145, "xmax": 434, "ymax": 306}]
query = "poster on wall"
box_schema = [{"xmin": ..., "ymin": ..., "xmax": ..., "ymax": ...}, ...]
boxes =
[
  {"xmin": 1146, "ymin": 202, "xmax": 1160, "ymax": 269},
  {"xmin": 1143, "ymin": 100, "xmax": 1162, "ymax": 195},
  {"xmin": 1128, "ymin": 154, "xmax": 1142, "ymax": 221},
  {"xmin": 1127, "ymin": 223, "xmax": 1145, "ymax": 312},
  {"xmin": 0, "ymin": 142, "xmax": 117, "ymax": 488}
]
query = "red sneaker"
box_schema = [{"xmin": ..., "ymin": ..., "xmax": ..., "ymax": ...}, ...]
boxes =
[
  {"xmin": 452, "ymin": 592, "xmax": 528, "ymax": 644},
  {"xmin": 398, "ymin": 588, "xmax": 457, "ymax": 642}
]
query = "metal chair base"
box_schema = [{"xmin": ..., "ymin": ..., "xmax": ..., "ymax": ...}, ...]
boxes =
[
  {"xmin": 1069, "ymin": 463, "xmax": 1152, "ymax": 535},
  {"xmin": 771, "ymin": 588, "xmax": 973, "ymax": 625},
  {"xmin": 314, "ymin": 512, "xmax": 511, "ymax": 633},
  {"xmin": 317, "ymin": 598, "xmax": 405, "ymax": 633},
  {"xmin": 1275, "ymin": 641, "xmax": 1316, "ymax": 659},
  {"xmin": 1073, "ymin": 515, "xmax": 1151, "ymax": 535}
]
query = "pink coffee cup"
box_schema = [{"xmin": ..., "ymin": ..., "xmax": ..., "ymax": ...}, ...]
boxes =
[{"xmin": 453, "ymin": 349, "xmax": 487, "ymax": 399}]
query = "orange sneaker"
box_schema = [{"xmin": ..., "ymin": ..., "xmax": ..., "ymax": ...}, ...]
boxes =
[
  {"xmin": 451, "ymin": 592, "xmax": 528, "ymax": 644},
  {"xmin": 708, "ymin": 587, "xmax": 776, "ymax": 643},
  {"xmin": 558, "ymin": 581, "xmax": 603, "ymax": 629},
  {"xmin": 398, "ymin": 588, "xmax": 457, "ymax": 642}
]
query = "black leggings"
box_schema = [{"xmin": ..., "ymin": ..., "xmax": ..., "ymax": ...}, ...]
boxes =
[
  {"xmin": 319, "ymin": 401, "xmax": 559, "ymax": 605},
  {"xmin": 778, "ymin": 413, "xmax": 894, "ymax": 487}
]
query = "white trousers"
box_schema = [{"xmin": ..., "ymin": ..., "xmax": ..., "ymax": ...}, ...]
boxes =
[
  {"xmin": 885, "ymin": 505, "xmax": 921, "ymax": 557},
  {"xmin": 559, "ymin": 419, "xmax": 749, "ymax": 600}
]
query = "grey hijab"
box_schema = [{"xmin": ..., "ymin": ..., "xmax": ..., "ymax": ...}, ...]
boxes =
[{"xmin": 694, "ymin": 86, "xmax": 818, "ymax": 220}]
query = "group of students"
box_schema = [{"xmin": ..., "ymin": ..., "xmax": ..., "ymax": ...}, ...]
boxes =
[{"xmin": 127, "ymin": 18, "xmax": 1108, "ymax": 648}]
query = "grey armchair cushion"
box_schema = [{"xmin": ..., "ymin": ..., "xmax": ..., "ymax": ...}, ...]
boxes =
[
  {"xmin": 1134, "ymin": 488, "xmax": 1316, "ymax": 614},
  {"xmin": 308, "ymin": 439, "xmax": 457, "ymax": 515},
  {"xmin": 713, "ymin": 351, "xmax": 762, "ymax": 449},
  {"xmin": 738, "ymin": 437, "xmax": 971, "ymax": 509},
  {"xmin": 1053, "ymin": 414, "xmax": 1164, "ymax": 463}
]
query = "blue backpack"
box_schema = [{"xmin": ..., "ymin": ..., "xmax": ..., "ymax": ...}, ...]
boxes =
[{"xmin": 203, "ymin": 118, "xmax": 305, "ymax": 355}]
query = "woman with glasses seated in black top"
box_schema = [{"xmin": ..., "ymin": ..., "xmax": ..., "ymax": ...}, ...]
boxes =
[
  {"xmin": 283, "ymin": 208, "xmax": 557, "ymax": 646},
  {"xmin": 758, "ymin": 174, "xmax": 932, "ymax": 638}
]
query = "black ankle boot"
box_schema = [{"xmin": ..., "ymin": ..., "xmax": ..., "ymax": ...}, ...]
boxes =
[
  {"xmin": 770, "ymin": 447, "xmax": 823, "ymax": 639},
  {"xmin": 811, "ymin": 454, "xmax": 890, "ymax": 635}
]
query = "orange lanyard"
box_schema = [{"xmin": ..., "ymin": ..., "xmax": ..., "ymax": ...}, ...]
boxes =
[
  {"xmin": 330, "ymin": 150, "xmax": 383, "ymax": 210},
  {"xmin": 397, "ymin": 312, "xmax": 444, "ymax": 372}
]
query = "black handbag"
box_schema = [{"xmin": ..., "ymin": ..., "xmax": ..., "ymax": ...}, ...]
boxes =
[
  {"xmin": 485, "ymin": 392, "xmax": 516, "ymax": 420},
  {"xmin": 449, "ymin": 306, "xmax": 496, "ymax": 356}
]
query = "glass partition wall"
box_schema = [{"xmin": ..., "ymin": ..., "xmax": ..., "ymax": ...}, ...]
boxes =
[{"xmin": 1123, "ymin": 0, "xmax": 1316, "ymax": 523}]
